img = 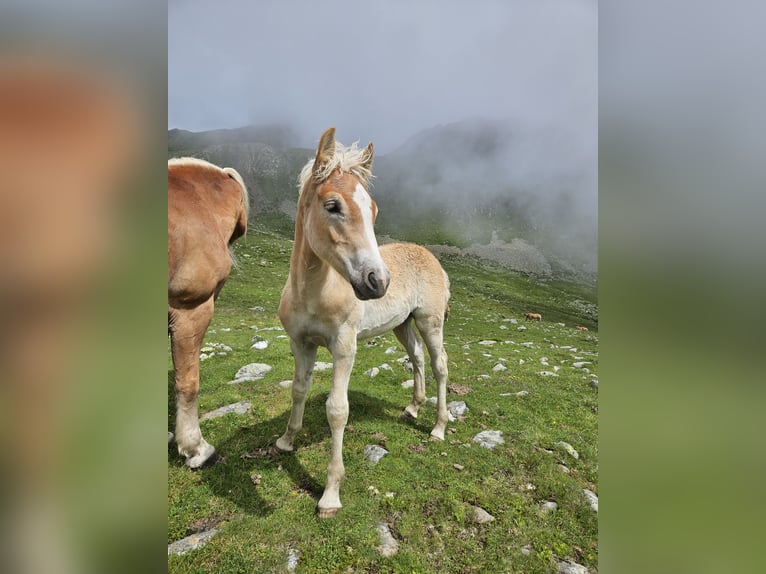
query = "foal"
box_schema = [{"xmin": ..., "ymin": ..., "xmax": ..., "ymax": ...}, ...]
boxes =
[{"xmin": 276, "ymin": 128, "xmax": 451, "ymax": 517}]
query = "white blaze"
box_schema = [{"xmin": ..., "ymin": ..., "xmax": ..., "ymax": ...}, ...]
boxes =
[{"xmin": 353, "ymin": 183, "xmax": 380, "ymax": 254}]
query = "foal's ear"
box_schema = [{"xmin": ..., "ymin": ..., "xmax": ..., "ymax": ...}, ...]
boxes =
[
  {"xmin": 361, "ymin": 142, "xmax": 374, "ymax": 171},
  {"xmin": 315, "ymin": 127, "xmax": 336, "ymax": 168}
]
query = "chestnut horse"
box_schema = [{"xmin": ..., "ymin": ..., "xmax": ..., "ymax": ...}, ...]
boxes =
[
  {"xmin": 276, "ymin": 128, "xmax": 451, "ymax": 517},
  {"xmin": 168, "ymin": 157, "xmax": 249, "ymax": 468}
]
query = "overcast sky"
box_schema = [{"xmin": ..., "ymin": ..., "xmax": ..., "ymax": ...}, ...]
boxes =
[{"xmin": 168, "ymin": 0, "xmax": 596, "ymax": 154}]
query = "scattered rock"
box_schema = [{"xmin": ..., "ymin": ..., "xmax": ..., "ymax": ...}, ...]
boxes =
[
  {"xmin": 582, "ymin": 489, "xmax": 598, "ymax": 512},
  {"xmin": 368, "ymin": 486, "xmax": 380, "ymax": 496},
  {"xmin": 492, "ymin": 363, "xmax": 507, "ymax": 372},
  {"xmin": 572, "ymin": 361, "xmax": 592, "ymax": 368},
  {"xmin": 364, "ymin": 445, "xmax": 389, "ymax": 463},
  {"xmin": 478, "ymin": 340, "xmax": 497, "ymax": 346},
  {"xmin": 200, "ymin": 401, "xmax": 252, "ymax": 421},
  {"xmin": 279, "ymin": 380, "xmax": 293, "ymax": 388},
  {"xmin": 521, "ymin": 342, "xmax": 534, "ymax": 348},
  {"xmin": 250, "ymin": 340, "xmax": 269, "ymax": 350},
  {"xmin": 521, "ymin": 545, "xmax": 532, "ymax": 555},
  {"xmin": 503, "ymin": 318, "xmax": 518, "ymax": 324},
  {"xmin": 229, "ymin": 363, "xmax": 272, "ymax": 384},
  {"xmin": 517, "ymin": 326, "xmax": 527, "ymax": 331},
  {"xmin": 168, "ymin": 529, "xmax": 219, "ymax": 555},
  {"xmin": 539, "ymin": 370, "xmax": 558, "ymax": 377},
  {"xmin": 519, "ymin": 359, "xmax": 525, "ymax": 365},
  {"xmin": 385, "ymin": 491, "xmax": 395, "ymax": 498},
  {"xmin": 379, "ymin": 363, "xmax": 393, "ymax": 371},
  {"xmin": 365, "ymin": 367, "xmax": 380, "ymax": 377},
  {"xmin": 589, "ymin": 380, "xmax": 598, "ymax": 389},
  {"xmin": 401, "ymin": 379, "xmax": 414, "ymax": 388},
  {"xmin": 558, "ymin": 464, "xmax": 571, "ymax": 474},
  {"xmin": 466, "ymin": 504, "xmax": 495, "ymax": 524},
  {"xmin": 557, "ymin": 560, "xmax": 590, "ymax": 574},
  {"xmin": 287, "ymin": 548, "xmax": 300, "ymax": 572},
  {"xmin": 377, "ymin": 523, "xmax": 399, "ymax": 557},
  {"xmin": 472, "ymin": 430, "xmax": 504, "ymax": 449},
  {"xmin": 554, "ymin": 441, "xmax": 580, "ymax": 460},
  {"xmin": 314, "ymin": 361, "xmax": 333, "ymax": 371},
  {"xmin": 453, "ymin": 464, "xmax": 464, "ymax": 471},
  {"xmin": 249, "ymin": 306, "xmax": 265, "ymax": 312},
  {"xmin": 384, "ymin": 346, "xmax": 397, "ymax": 354},
  {"xmin": 168, "ymin": 432, "xmax": 174, "ymax": 444},
  {"xmin": 447, "ymin": 401, "xmax": 469, "ymax": 417},
  {"xmin": 541, "ymin": 501, "xmax": 558, "ymax": 512}
]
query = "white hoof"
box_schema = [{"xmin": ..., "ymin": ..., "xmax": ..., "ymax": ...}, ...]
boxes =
[
  {"xmin": 430, "ymin": 429, "xmax": 445, "ymax": 441},
  {"xmin": 275, "ymin": 436, "xmax": 294, "ymax": 452},
  {"xmin": 185, "ymin": 441, "xmax": 216, "ymax": 469},
  {"xmin": 403, "ymin": 405, "xmax": 419, "ymax": 419}
]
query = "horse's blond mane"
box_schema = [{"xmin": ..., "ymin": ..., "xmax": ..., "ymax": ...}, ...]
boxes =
[{"xmin": 298, "ymin": 140, "xmax": 374, "ymax": 195}]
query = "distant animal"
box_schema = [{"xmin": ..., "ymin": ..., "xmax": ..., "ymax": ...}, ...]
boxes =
[
  {"xmin": 525, "ymin": 312, "xmax": 542, "ymax": 321},
  {"xmin": 275, "ymin": 127, "xmax": 451, "ymax": 518},
  {"xmin": 575, "ymin": 325, "xmax": 589, "ymax": 331},
  {"xmin": 168, "ymin": 157, "xmax": 249, "ymax": 468}
]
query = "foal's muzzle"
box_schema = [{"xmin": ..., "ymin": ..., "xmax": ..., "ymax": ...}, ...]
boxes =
[{"xmin": 351, "ymin": 266, "xmax": 390, "ymax": 300}]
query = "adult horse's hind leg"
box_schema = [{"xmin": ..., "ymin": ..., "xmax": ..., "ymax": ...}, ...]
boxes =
[
  {"xmin": 169, "ymin": 296, "xmax": 216, "ymax": 468},
  {"xmin": 276, "ymin": 339, "xmax": 318, "ymax": 452},
  {"xmin": 393, "ymin": 318, "xmax": 426, "ymax": 419},
  {"xmin": 414, "ymin": 314, "xmax": 449, "ymax": 441}
]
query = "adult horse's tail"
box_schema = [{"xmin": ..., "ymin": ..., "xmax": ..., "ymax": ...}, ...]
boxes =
[{"xmin": 222, "ymin": 167, "xmax": 250, "ymax": 224}]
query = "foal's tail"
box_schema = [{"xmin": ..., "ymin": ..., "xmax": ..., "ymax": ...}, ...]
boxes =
[{"xmin": 443, "ymin": 268, "xmax": 451, "ymax": 322}]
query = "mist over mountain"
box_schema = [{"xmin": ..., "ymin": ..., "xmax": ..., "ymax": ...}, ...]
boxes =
[{"xmin": 168, "ymin": 118, "xmax": 597, "ymax": 282}]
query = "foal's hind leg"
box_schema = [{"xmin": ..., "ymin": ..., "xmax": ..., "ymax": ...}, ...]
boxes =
[
  {"xmin": 276, "ymin": 339, "xmax": 318, "ymax": 452},
  {"xmin": 170, "ymin": 297, "xmax": 216, "ymax": 468},
  {"xmin": 414, "ymin": 314, "xmax": 449, "ymax": 441},
  {"xmin": 393, "ymin": 319, "xmax": 426, "ymax": 419}
]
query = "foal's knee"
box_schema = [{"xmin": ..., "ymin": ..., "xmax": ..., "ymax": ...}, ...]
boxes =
[{"xmin": 326, "ymin": 397, "xmax": 349, "ymax": 429}]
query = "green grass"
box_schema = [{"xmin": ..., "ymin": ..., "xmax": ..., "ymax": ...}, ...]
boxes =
[{"xmin": 168, "ymin": 226, "xmax": 598, "ymax": 573}]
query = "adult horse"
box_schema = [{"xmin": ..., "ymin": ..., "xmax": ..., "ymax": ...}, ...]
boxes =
[
  {"xmin": 276, "ymin": 128, "xmax": 451, "ymax": 517},
  {"xmin": 168, "ymin": 157, "xmax": 249, "ymax": 468}
]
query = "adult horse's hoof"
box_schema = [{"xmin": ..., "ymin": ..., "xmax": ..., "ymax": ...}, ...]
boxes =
[
  {"xmin": 186, "ymin": 443, "xmax": 216, "ymax": 469},
  {"xmin": 401, "ymin": 406, "xmax": 418, "ymax": 419},
  {"xmin": 429, "ymin": 430, "xmax": 445, "ymax": 441},
  {"xmin": 317, "ymin": 507, "xmax": 340, "ymax": 519}
]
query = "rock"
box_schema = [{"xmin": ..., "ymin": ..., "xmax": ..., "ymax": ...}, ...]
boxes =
[
  {"xmin": 447, "ymin": 401, "xmax": 469, "ymax": 417},
  {"xmin": 517, "ymin": 326, "xmax": 527, "ymax": 331},
  {"xmin": 229, "ymin": 363, "xmax": 272, "ymax": 383},
  {"xmin": 401, "ymin": 379, "xmax": 414, "ymax": 388},
  {"xmin": 249, "ymin": 306, "xmax": 265, "ymax": 312},
  {"xmin": 250, "ymin": 340, "xmax": 268, "ymax": 350},
  {"xmin": 314, "ymin": 361, "xmax": 333, "ymax": 371},
  {"xmin": 426, "ymin": 396, "xmax": 437, "ymax": 405},
  {"xmin": 278, "ymin": 380, "xmax": 293, "ymax": 388},
  {"xmin": 287, "ymin": 548, "xmax": 300, "ymax": 572},
  {"xmin": 365, "ymin": 367, "xmax": 380, "ymax": 377},
  {"xmin": 554, "ymin": 441, "xmax": 580, "ymax": 459},
  {"xmin": 466, "ymin": 504, "xmax": 495, "ymax": 524},
  {"xmin": 478, "ymin": 340, "xmax": 496, "ymax": 346},
  {"xmin": 384, "ymin": 346, "xmax": 397, "ymax": 354},
  {"xmin": 519, "ymin": 359, "xmax": 525, "ymax": 365},
  {"xmin": 538, "ymin": 370, "xmax": 558, "ymax": 377},
  {"xmin": 572, "ymin": 361, "xmax": 591, "ymax": 368},
  {"xmin": 385, "ymin": 491, "xmax": 395, "ymax": 498},
  {"xmin": 589, "ymin": 380, "xmax": 599, "ymax": 389},
  {"xmin": 492, "ymin": 363, "xmax": 507, "ymax": 372},
  {"xmin": 364, "ymin": 445, "xmax": 389, "ymax": 463},
  {"xmin": 521, "ymin": 342, "xmax": 534, "ymax": 348},
  {"xmin": 200, "ymin": 401, "xmax": 251, "ymax": 421},
  {"xmin": 379, "ymin": 363, "xmax": 392, "ymax": 371},
  {"xmin": 167, "ymin": 529, "xmax": 219, "ymax": 555},
  {"xmin": 521, "ymin": 545, "xmax": 532, "ymax": 555},
  {"xmin": 499, "ymin": 325, "xmax": 508, "ymax": 330},
  {"xmin": 582, "ymin": 489, "xmax": 598, "ymax": 512},
  {"xmin": 472, "ymin": 430, "xmax": 504, "ymax": 449},
  {"xmin": 541, "ymin": 501, "xmax": 558, "ymax": 512},
  {"xmin": 558, "ymin": 464, "xmax": 571, "ymax": 474},
  {"xmin": 377, "ymin": 523, "xmax": 399, "ymax": 557},
  {"xmin": 557, "ymin": 560, "xmax": 590, "ymax": 574},
  {"xmin": 453, "ymin": 464, "xmax": 464, "ymax": 471},
  {"xmin": 168, "ymin": 432, "xmax": 174, "ymax": 444}
]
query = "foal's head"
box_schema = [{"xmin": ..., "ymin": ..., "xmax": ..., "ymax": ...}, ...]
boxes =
[{"xmin": 298, "ymin": 127, "xmax": 390, "ymax": 300}]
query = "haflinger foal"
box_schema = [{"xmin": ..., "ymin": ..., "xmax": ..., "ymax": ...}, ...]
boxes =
[
  {"xmin": 168, "ymin": 157, "xmax": 249, "ymax": 468},
  {"xmin": 276, "ymin": 127, "xmax": 451, "ymax": 517}
]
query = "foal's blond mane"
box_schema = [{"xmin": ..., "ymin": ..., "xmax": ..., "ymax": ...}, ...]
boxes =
[{"xmin": 298, "ymin": 140, "xmax": 374, "ymax": 195}]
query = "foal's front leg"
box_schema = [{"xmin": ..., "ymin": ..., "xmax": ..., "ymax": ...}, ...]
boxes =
[
  {"xmin": 317, "ymin": 332, "xmax": 356, "ymax": 518},
  {"xmin": 276, "ymin": 339, "xmax": 317, "ymax": 452}
]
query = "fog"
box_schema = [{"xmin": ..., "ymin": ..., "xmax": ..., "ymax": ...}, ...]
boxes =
[{"xmin": 169, "ymin": 0, "xmax": 597, "ymax": 269}]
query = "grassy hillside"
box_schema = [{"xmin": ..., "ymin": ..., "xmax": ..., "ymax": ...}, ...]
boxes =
[{"xmin": 168, "ymin": 224, "xmax": 598, "ymax": 573}]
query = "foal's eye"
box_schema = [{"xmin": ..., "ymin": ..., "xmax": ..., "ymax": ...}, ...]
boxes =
[{"xmin": 325, "ymin": 200, "xmax": 342, "ymax": 214}]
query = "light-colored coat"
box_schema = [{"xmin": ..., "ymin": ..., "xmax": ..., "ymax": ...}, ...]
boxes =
[{"xmin": 276, "ymin": 128, "xmax": 451, "ymax": 517}]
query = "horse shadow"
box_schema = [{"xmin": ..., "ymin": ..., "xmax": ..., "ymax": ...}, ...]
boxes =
[{"xmin": 169, "ymin": 385, "xmax": 420, "ymax": 517}]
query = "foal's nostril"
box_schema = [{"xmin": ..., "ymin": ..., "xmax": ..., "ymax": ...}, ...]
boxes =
[{"xmin": 367, "ymin": 271, "xmax": 378, "ymax": 290}]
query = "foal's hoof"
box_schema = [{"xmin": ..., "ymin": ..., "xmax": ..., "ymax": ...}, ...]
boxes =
[
  {"xmin": 429, "ymin": 430, "xmax": 445, "ymax": 441},
  {"xmin": 275, "ymin": 437, "xmax": 294, "ymax": 453},
  {"xmin": 401, "ymin": 406, "xmax": 418, "ymax": 420},
  {"xmin": 317, "ymin": 507, "xmax": 340, "ymax": 519}
]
